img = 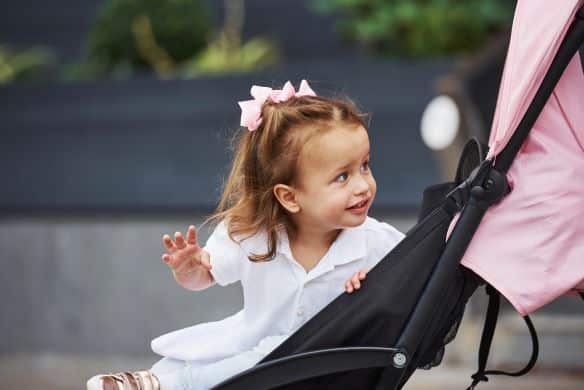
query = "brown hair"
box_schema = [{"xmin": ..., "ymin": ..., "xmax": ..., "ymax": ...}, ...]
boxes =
[{"xmin": 206, "ymin": 91, "xmax": 368, "ymax": 261}]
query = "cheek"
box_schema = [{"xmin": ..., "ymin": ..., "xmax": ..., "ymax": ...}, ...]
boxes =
[
  {"xmin": 368, "ymin": 175, "xmax": 377, "ymax": 195},
  {"xmin": 322, "ymin": 191, "xmax": 349, "ymax": 213}
]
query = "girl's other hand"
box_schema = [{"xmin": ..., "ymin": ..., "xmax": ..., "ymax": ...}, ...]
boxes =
[
  {"xmin": 345, "ymin": 268, "xmax": 369, "ymax": 293},
  {"xmin": 162, "ymin": 225, "xmax": 212, "ymax": 276}
]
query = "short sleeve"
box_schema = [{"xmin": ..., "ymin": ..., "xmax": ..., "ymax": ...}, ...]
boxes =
[
  {"xmin": 364, "ymin": 218, "xmax": 405, "ymax": 269},
  {"xmin": 203, "ymin": 220, "xmax": 245, "ymax": 286}
]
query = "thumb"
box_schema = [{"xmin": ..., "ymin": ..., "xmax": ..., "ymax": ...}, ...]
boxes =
[{"xmin": 200, "ymin": 250, "xmax": 212, "ymax": 271}]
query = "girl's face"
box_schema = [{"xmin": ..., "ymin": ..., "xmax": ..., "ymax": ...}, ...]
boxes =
[{"xmin": 293, "ymin": 124, "xmax": 376, "ymax": 232}]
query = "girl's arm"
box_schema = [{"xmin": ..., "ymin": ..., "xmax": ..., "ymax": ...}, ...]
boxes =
[{"xmin": 162, "ymin": 225, "xmax": 216, "ymax": 291}]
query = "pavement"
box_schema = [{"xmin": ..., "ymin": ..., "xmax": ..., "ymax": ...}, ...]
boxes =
[{"xmin": 1, "ymin": 353, "xmax": 582, "ymax": 390}]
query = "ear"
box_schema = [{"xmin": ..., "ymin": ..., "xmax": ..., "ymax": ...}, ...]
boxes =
[{"xmin": 273, "ymin": 184, "xmax": 301, "ymax": 214}]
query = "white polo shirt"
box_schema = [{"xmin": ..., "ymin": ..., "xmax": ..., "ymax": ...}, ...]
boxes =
[{"xmin": 151, "ymin": 216, "xmax": 404, "ymax": 363}]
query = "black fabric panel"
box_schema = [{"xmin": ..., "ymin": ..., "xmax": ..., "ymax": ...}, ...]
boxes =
[
  {"xmin": 397, "ymin": 267, "xmax": 480, "ymax": 387},
  {"xmin": 417, "ymin": 182, "xmax": 455, "ymax": 223},
  {"xmin": 250, "ymin": 204, "xmax": 459, "ymax": 389}
]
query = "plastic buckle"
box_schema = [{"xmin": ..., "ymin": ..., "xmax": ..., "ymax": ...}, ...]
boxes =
[{"xmin": 446, "ymin": 160, "xmax": 491, "ymax": 210}]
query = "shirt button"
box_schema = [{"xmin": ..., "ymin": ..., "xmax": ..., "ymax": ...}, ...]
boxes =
[{"xmin": 297, "ymin": 307, "xmax": 304, "ymax": 316}]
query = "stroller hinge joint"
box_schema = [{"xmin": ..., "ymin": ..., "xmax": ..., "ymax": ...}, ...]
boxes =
[{"xmin": 469, "ymin": 164, "xmax": 510, "ymax": 210}]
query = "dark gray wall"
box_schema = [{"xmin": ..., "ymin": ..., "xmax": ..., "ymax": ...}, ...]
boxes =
[{"xmin": 0, "ymin": 59, "xmax": 451, "ymax": 212}]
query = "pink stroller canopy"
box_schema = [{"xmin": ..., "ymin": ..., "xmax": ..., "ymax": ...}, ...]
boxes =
[{"xmin": 459, "ymin": 0, "xmax": 584, "ymax": 315}]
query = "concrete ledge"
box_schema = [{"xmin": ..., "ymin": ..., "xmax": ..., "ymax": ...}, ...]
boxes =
[
  {"xmin": 442, "ymin": 308, "xmax": 584, "ymax": 369},
  {"xmin": 1, "ymin": 353, "xmax": 582, "ymax": 390}
]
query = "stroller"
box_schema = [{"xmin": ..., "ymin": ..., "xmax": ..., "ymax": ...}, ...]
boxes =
[{"xmin": 213, "ymin": 1, "xmax": 584, "ymax": 389}]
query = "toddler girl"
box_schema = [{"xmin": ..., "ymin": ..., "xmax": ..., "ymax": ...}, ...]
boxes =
[{"xmin": 87, "ymin": 79, "xmax": 404, "ymax": 390}]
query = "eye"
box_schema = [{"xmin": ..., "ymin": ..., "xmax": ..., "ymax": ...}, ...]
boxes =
[
  {"xmin": 361, "ymin": 160, "xmax": 370, "ymax": 172},
  {"xmin": 335, "ymin": 172, "xmax": 349, "ymax": 183}
]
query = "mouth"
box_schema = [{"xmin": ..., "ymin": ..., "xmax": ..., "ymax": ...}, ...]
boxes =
[{"xmin": 347, "ymin": 197, "xmax": 370, "ymax": 210}]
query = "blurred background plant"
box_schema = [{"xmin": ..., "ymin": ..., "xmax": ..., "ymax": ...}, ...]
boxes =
[
  {"xmin": 65, "ymin": 0, "xmax": 211, "ymax": 80},
  {"xmin": 311, "ymin": 0, "xmax": 514, "ymax": 57},
  {"xmin": 63, "ymin": 0, "xmax": 279, "ymax": 81},
  {"xmin": 0, "ymin": 44, "xmax": 54, "ymax": 84},
  {"xmin": 182, "ymin": 0, "xmax": 279, "ymax": 77}
]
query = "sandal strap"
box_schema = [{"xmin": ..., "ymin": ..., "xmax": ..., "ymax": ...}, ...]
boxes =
[
  {"xmin": 122, "ymin": 372, "xmax": 139, "ymax": 389},
  {"xmin": 101, "ymin": 375, "xmax": 123, "ymax": 390},
  {"xmin": 93, "ymin": 370, "xmax": 158, "ymax": 390}
]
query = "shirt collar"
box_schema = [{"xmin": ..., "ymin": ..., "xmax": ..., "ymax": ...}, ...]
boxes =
[
  {"xmin": 239, "ymin": 223, "xmax": 368, "ymax": 267},
  {"xmin": 277, "ymin": 223, "xmax": 367, "ymax": 267}
]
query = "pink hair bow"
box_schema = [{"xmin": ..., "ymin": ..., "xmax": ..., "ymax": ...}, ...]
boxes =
[{"xmin": 238, "ymin": 79, "xmax": 316, "ymax": 131}]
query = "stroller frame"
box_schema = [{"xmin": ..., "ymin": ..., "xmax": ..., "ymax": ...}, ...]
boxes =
[{"xmin": 214, "ymin": 6, "xmax": 584, "ymax": 390}]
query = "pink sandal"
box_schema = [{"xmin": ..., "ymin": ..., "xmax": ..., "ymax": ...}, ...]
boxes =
[{"xmin": 86, "ymin": 370, "xmax": 160, "ymax": 390}]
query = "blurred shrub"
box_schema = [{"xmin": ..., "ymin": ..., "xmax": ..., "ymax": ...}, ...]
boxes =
[
  {"xmin": 0, "ymin": 45, "xmax": 54, "ymax": 84},
  {"xmin": 61, "ymin": 57, "xmax": 131, "ymax": 82},
  {"xmin": 312, "ymin": 0, "xmax": 513, "ymax": 57},
  {"xmin": 183, "ymin": 33, "xmax": 279, "ymax": 76},
  {"xmin": 182, "ymin": 0, "xmax": 278, "ymax": 76},
  {"xmin": 88, "ymin": 0, "xmax": 212, "ymax": 71}
]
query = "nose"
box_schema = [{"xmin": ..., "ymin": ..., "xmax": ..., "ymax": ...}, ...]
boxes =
[{"xmin": 353, "ymin": 174, "xmax": 370, "ymax": 195}]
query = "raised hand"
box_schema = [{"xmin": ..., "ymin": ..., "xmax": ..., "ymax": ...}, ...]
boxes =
[
  {"xmin": 345, "ymin": 268, "xmax": 369, "ymax": 293},
  {"xmin": 162, "ymin": 225, "xmax": 212, "ymax": 276}
]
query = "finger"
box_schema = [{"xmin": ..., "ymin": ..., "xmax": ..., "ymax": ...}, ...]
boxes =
[
  {"xmin": 200, "ymin": 250, "xmax": 212, "ymax": 270},
  {"xmin": 359, "ymin": 270, "xmax": 367, "ymax": 280},
  {"xmin": 345, "ymin": 280, "xmax": 353, "ymax": 293},
  {"xmin": 165, "ymin": 255, "xmax": 190, "ymax": 274},
  {"xmin": 351, "ymin": 274, "xmax": 361, "ymax": 289},
  {"xmin": 162, "ymin": 254, "xmax": 172, "ymax": 264},
  {"xmin": 186, "ymin": 225, "xmax": 198, "ymax": 246},
  {"xmin": 174, "ymin": 232, "xmax": 186, "ymax": 249},
  {"xmin": 162, "ymin": 234, "xmax": 177, "ymax": 252},
  {"xmin": 167, "ymin": 254, "xmax": 181, "ymax": 269}
]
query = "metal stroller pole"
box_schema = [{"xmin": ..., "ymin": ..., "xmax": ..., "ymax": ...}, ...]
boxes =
[{"xmin": 376, "ymin": 162, "xmax": 508, "ymax": 389}]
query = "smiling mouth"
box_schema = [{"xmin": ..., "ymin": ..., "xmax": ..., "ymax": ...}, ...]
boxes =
[{"xmin": 348, "ymin": 198, "xmax": 370, "ymax": 209}]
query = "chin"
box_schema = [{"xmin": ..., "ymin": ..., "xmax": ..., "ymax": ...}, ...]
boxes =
[{"xmin": 342, "ymin": 212, "xmax": 368, "ymax": 227}]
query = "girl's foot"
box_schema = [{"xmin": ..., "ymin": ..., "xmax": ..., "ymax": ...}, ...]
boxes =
[{"xmin": 86, "ymin": 370, "xmax": 160, "ymax": 390}]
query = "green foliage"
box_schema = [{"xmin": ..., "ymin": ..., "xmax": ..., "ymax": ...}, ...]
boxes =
[
  {"xmin": 88, "ymin": 0, "xmax": 212, "ymax": 71},
  {"xmin": 312, "ymin": 0, "xmax": 513, "ymax": 57},
  {"xmin": 0, "ymin": 45, "xmax": 54, "ymax": 84},
  {"xmin": 183, "ymin": 34, "xmax": 279, "ymax": 76},
  {"xmin": 60, "ymin": 58, "xmax": 131, "ymax": 82}
]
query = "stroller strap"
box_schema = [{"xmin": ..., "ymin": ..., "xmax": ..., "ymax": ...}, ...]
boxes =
[{"xmin": 466, "ymin": 285, "xmax": 539, "ymax": 390}]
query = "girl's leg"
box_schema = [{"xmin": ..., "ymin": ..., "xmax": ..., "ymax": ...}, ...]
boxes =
[
  {"xmin": 184, "ymin": 349, "xmax": 267, "ymax": 390},
  {"xmin": 152, "ymin": 336, "xmax": 286, "ymax": 389},
  {"xmin": 151, "ymin": 357, "xmax": 187, "ymax": 376}
]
